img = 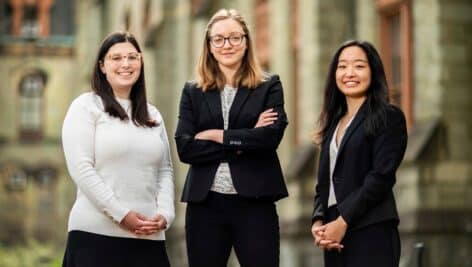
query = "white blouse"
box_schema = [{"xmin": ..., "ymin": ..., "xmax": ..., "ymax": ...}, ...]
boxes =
[
  {"xmin": 62, "ymin": 92, "xmax": 175, "ymax": 240},
  {"xmin": 328, "ymin": 114, "xmax": 356, "ymax": 207}
]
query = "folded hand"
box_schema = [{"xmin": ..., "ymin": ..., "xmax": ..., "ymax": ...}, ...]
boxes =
[
  {"xmin": 311, "ymin": 219, "xmax": 345, "ymax": 252},
  {"xmin": 120, "ymin": 211, "xmax": 166, "ymax": 236}
]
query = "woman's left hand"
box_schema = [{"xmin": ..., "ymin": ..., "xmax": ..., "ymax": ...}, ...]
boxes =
[
  {"xmin": 194, "ymin": 129, "xmax": 223, "ymax": 144},
  {"xmin": 254, "ymin": 108, "xmax": 278, "ymax": 128},
  {"xmin": 152, "ymin": 214, "xmax": 168, "ymax": 230}
]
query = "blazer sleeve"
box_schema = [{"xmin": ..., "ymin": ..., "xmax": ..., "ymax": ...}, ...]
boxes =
[
  {"xmin": 312, "ymin": 181, "xmax": 325, "ymax": 224},
  {"xmin": 337, "ymin": 107, "xmax": 408, "ymax": 225},
  {"xmin": 175, "ymin": 83, "xmax": 234, "ymax": 165},
  {"xmin": 222, "ymin": 75, "xmax": 288, "ymax": 151}
]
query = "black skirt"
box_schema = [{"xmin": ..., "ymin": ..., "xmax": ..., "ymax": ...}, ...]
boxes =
[{"xmin": 62, "ymin": 230, "xmax": 170, "ymax": 267}]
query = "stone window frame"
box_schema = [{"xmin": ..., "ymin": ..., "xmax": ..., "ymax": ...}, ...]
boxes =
[
  {"xmin": 377, "ymin": 0, "xmax": 414, "ymax": 130},
  {"xmin": 7, "ymin": 0, "xmax": 54, "ymax": 38},
  {"xmin": 0, "ymin": 162, "xmax": 58, "ymax": 192},
  {"xmin": 18, "ymin": 71, "xmax": 47, "ymax": 142}
]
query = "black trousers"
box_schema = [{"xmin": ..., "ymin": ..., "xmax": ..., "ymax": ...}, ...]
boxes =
[
  {"xmin": 62, "ymin": 230, "xmax": 170, "ymax": 267},
  {"xmin": 185, "ymin": 191, "xmax": 280, "ymax": 267},
  {"xmin": 324, "ymin": 206, "xmax": 401, "ymax": 267}
]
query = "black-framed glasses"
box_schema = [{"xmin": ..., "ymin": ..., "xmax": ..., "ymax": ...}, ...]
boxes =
[{"xmin": 209, "ymin": 32, "xmax": 246, "ymax": 48}]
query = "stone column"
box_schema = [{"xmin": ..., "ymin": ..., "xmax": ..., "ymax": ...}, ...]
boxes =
[
  {"xmin": 9, "ymin": 0, "xmax": 22, "ymax": 36},
  {"xmin": 269, "ymin": 0, "xmax": 294, "ymax": 167},
  {"xmin": 297, "ymin": 0, "xmax": 319, "ymax": 144},
  {"xmin": 37, "ymin": 0, "xmax": 53, "ymax": 37}
]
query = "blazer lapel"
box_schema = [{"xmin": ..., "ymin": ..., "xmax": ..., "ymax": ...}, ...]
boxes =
[
  {"xmin": 319, "ymin": 117, "xmax": 340, "ymax": 184},
  {"xmin": 337, "ymin": 102, "xmax": 367, "ymax": 157},
  {"xmin": 228, "ymin": 86, "xmax": 251, "ymax": 127},
  {"xmin": 204, "ymin": 89, "xmax": 224, "ymax": 129}
]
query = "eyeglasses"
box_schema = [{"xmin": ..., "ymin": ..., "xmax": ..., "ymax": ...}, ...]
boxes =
[
  {"xmin": 209, "ymin": 33, "xmax": 246, "ymax": 48},
  {"xmin": 105, "ymin": 53, "xmax": 141, "ymax": 65}
]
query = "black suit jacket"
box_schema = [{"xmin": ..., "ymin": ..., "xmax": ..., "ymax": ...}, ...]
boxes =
[
  {"xmin": 312, "ymin": 103, "xmax": 407, "ymax": 231},
  {"xmin": 175, "ymin": 74, "xmax": 289, "ymax": 203}
]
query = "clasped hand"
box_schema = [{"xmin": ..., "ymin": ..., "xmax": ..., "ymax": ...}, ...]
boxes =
[
  {"xmin": 311, "ymin": 216, "xmax": 347, "ymax": 252},
  {"xmin": 120, "ymin": 211, "xmax": 167, "ymax": 236}
]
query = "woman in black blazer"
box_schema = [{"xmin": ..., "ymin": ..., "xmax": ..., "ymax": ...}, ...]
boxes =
[
  {"xmin": 311, "ymin": 40, "xmax": 408, "ymax": 267},
  {"xmin": 175, "ymin": 9, "xmax": 288, "ymax": 267}
]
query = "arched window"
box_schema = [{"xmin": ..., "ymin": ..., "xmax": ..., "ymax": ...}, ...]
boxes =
[{"xmin": 19, "ymin": 71, "xmax": 46, "ymax": 141}]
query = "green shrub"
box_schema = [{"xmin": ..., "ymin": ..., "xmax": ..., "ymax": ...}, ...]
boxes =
[{"xmin": 0, "ymin": 240, "xmax": 62, "ymax": 267}]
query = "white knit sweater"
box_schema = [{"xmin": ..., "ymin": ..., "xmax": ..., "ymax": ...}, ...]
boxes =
[{"xmin": 62, "ymin": 92, "xmax": 175, "ymax": 240}]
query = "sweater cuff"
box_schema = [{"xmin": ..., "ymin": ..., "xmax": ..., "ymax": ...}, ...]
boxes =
[
  {"xmin": 158, "ymin": 209, "xmax": 175, "ymax": 230},
  {"xmin": 107, "ymin": 204, "xmax": 130, "ymax": 224}
]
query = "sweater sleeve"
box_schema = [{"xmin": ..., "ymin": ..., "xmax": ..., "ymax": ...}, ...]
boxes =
[
  {"xmin": 62, "ymin": 94, "xmax": 130, "ymax": 223},
  {"xmin": 151, "ymin": 107, "xmax": 175, "ymax": 229}
]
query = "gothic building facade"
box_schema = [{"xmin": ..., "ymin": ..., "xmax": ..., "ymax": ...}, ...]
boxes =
[{"xmin": 0, "ymin": 0, "xmax": 470, "ymax": 266}]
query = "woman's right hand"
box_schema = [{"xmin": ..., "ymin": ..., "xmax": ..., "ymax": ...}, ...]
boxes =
[
  {"xmin": 120, "ymin": 211, "xmax": 161, "ymax": 235},
  {"xmin": 254, "ymin": 108, "xmax": 278, "ymax": 128},
  {"xmin": 311, "ymin": 220, "xmax": 325, "ymax": 247}
]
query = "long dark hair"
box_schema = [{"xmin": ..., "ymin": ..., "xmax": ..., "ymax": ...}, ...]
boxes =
[
  {"xmin": 315, "ymin": 40, "xmax": 390, "ymax": 144},
  {"xmin": 91, "ymin": 31, "xmax": 157, "ymax": 127}
]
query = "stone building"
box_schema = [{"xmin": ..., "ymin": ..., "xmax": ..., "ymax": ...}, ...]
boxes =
[{"xmin": 0, "ymin": 0, "xmax": 470, "ymax": 266}]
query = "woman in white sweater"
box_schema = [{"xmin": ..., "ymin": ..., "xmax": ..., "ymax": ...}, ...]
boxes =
[{"xmin": 61, "ymin": 32, "xmax": 175, "ymax": 267}]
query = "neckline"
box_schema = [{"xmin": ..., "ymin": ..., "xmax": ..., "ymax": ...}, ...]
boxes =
[
  {"xmin": 224, "ymin": 84, "xmax": 237, "ymax": 90},
  {"xmin": 115, "ymin": 96, "xmax": 131, "ymax": 105}
]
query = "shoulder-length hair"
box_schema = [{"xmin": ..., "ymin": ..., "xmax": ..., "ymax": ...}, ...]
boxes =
[
  {"xmin": 315, "ymin": 40, "xmax": 390, "ymax": 144},
  {"xmin": 91, "ymin": 31, "xmax": 157, "ymax": 127},
  {"xmin": 196, "ymin": 8, "xmax": 266, "ymax": 91}
]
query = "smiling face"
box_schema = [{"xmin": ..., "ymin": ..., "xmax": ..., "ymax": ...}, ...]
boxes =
[
  {"xmin": 335, "ymin": 45, "xmax": 372, "ymax": 99},
  {"xmin": 100, "ymin": 42, "xmax": 142, "ymax": 98},
  {"xmin": 209, "ymin": 18, "xmax": 247, "ymax": 72}
]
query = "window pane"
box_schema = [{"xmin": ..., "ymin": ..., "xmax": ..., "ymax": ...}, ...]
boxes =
[
  {"xmin": 50, "ymin": 0, "xmax": 75, "ymax": 36},
  {"xmin": 21, "ymin": 6, "xmax": 39, "ymax": 38},
  {"xmin": 0, "ymin": 3, "xmax": 11, "ymax": 35},
  {"xmin": 19, "ymin": 73, "xmax": 45, "ymax": 137}
]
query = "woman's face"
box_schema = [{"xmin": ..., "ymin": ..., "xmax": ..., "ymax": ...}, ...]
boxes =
[
  {"xmin": 209, "ymin": 18, "xmax": 247, "ymax": 71},
  {"xmin": 335, "ymin": 46, "xmax": 371, "ymax": 98},
  {"xmin": 100, "ymin": 42, "xmax": 142, "ymax": 96}
]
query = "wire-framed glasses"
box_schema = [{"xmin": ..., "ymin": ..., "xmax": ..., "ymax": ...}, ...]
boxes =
[
  {"xmin": 105, "ymin": 52, "xmax": 141, "ymax": 65},
  {"xmin": 209, "ymin": 32, "xmax": 246, "ymax": 48}
]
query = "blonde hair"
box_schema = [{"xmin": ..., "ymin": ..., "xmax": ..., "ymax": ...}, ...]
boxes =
[{"xmin": 196, "ymin": 9, "xmax": 266, "ymax": 91}]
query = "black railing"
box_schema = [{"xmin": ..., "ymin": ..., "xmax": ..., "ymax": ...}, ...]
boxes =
[{"xmin": 408, "ymin": 242, "xmax": 425, "ymax": 267}]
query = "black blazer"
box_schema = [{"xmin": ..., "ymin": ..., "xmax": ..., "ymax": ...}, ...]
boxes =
[
  {"xmin": 312, "ymin": 103, "xmax": 407, "ymax": 231},
  {"xmin": 175, "ymin": 74, "xmax": 289, "ymax": 203}
]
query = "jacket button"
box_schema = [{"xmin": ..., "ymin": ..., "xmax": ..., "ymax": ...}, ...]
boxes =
[{"xmin": 333, "ymin": 176, "xmax": 340, "ymax": 183}]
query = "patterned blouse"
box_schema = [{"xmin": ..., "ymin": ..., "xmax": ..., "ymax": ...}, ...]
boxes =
[{"xmin": 210, "ymin": 85, "xmax": 238, "ymax": 194}]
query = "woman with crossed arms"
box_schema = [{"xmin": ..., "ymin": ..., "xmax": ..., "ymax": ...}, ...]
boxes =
[{"xmin": 175, "ymin": 9, "xmax": 288, "ymax": 267}]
